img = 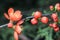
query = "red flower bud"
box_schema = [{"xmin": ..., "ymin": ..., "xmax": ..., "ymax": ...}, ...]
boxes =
[
  {"xmin": 51, "ymin": 13, "xmax": 58, "ymax": 22},
  {"xmin": 52, "ymin": 23, "xmax": 57, "ymax": 28},
  {"xmin": 7, "ymin": 22, "xmax": 13, "ymax": 28},
  {"xmin": 31, "ymin": 18, "xmax": 38, "ymax": 25},
  {"xmin": 34, "ymin": 11, "xmax": 42, "ymax": 19},
  {"xmin": 55, "ymin": 3, "xmax": 60, "ymax": 11},
  {"xmin": 54, "ymin": 27, "xmax": 59, "ymax": 32},
  {"xmin": 49, "ymin": 24, "xmax": 53, "ymax": 27},
  {"xmin": 41, "ymin": 17, "xmax": 49, "ymax": 24},
  {"xmin": 49, "ymin": 5, "xmax": 53, "ymax": 10}
]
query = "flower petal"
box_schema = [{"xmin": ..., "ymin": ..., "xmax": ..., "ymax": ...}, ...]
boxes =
[
  {"xmin": 14, "ymin": 10, "xmax": 22, "ymax": 21},
  {"xmin": 17, "ymin": 20, "xmax": 24, "ymax": 25},
  {"xmin": 15, "ymin": 25, "xmax": 22, "ymax": 34},
  {"xmin": 4, "ymin": 13, "xmax": 9, "ymax": 20},
  {"xmin": 14, "ymin": 31, "xmax": 18, "ymax": 40},
  {"xmin": 14, "ymin": 10, "xmax": 21, "ymax": 15},
  {"xmin": 8, "ymin": 8, "xmax": 14, "ymax": 17}
]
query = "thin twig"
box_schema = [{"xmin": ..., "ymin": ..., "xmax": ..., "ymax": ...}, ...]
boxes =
[
  {"xmin": 0, "ymin": 23, "xmax": 8, "ymax": 28},
  {"xmin": 0, "ymin": 16, "xmax": 33, "ymax": 28},
  {"xmin": 0, "ymin": 14, "xmax": 51, "ymax": 28}
]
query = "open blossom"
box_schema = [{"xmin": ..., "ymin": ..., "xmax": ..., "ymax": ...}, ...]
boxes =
[
  {"xmin": 4, "ymin": 8, "xmax": 22, "ymax": 22},
  {"xmin": 4, "ymin": 8, "xmax": 24, "ymax": 29},
  {"xmin": 55, "ymin": 3, "xmax": 60, "ymax": 11}
]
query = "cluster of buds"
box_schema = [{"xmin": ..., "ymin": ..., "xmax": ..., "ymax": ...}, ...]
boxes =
[
  {"xmin": 31, "ymin": 11, "xmax": 49, "ymax": 24},
  {"xmin": 49, "ymin": 3, "xmax": 60, "ymax": 11},
  {"xmin": 49, "ymin": 12, "xmax": 59, "ymax": 32},
  {"xmin": 4, "ymin": 8, "xmax": 24, "ymax": 40},
  {"xmin": 31, "ymin": 11, "xmax": 58, "ymax": 24},
  {"xmin": 31, "ymin": 11, "xmax": 59, "ymax": 32},
  {"xmin": 49, "ymin": 23, "xmax": 59, "ymax": 32}
]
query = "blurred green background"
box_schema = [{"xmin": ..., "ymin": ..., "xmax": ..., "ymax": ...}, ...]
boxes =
[{"xmin": 0, "ymin": 0, "xmax": 60, "ymax": 40}]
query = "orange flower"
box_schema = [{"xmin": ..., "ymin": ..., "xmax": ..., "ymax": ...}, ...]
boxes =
[
  {"xmin": 31, "ymin": 18, "xmax": 38, "ymax": 25},
  {"xmin": 13, "ymin": 10, "xmax": 22, "ymax": 21},
  {"xmin": 4, "ymin": 8, "xmax": 22, "ymax": 22}
]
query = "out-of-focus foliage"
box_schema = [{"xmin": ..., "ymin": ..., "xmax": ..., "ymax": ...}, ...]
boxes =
[{"xmin": 0, "ymin": 0, "xmax": 60, "ymax": 40}]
